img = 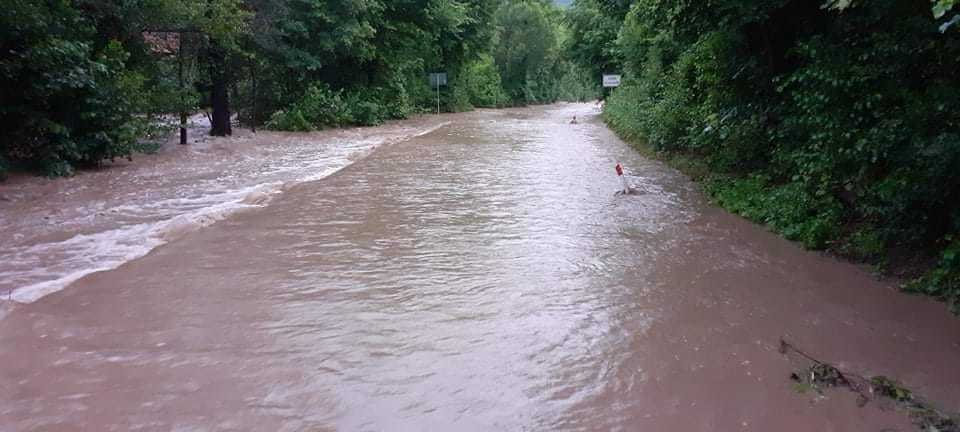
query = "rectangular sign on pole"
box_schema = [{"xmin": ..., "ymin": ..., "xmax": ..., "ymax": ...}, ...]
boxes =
[
  {"xmin": 429, "ymin": 73, "xmax": 448, "ymax": 88},
  {"xmin": 602, "ymin": 74, "xmax": 622, "ymax": 88},
  {"xmin": 429, "ymin": 72, "xmax": 447, "ymax": 115}
]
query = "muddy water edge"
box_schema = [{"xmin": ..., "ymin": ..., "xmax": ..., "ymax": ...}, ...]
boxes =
[{"xmin": 1, "ymin": 104, "xmax": 959, "ymax": 431}]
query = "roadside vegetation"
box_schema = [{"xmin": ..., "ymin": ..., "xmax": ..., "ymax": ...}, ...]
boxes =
[
  {"xmin": 564, "ymin": 0, "xmax": 960, "ymax": 311},
  {"xmin": 1, "ymin": 0, "xmax": 598, "ymax": 177},
  {"xmin": 6, "ymin": 0, "xmax": 958, "ymax": 313}
]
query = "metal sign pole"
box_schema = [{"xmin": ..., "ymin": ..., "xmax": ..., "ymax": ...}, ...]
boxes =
[{"xmin": 429, "ymin": 72, "xmax": 447, "ymax": 115}]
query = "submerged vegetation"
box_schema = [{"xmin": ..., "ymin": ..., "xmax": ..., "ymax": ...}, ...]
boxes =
[
  {"xmin": 0, "ymin": 0, "xmax": 598, "ymax": 177},
  {"xmin": 564, "ymin": 0, "xmax": 960, "ymax": 311}
]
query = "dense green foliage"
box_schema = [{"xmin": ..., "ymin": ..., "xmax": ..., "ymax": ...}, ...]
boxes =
[
  {"xmin": 571, "ymin": 0, "xmax": 960, "ymax": 310},
  {"xmin": 1, "ymin": 0, "xmax": 597, "ymax": 178},
  {"xmin": 563, "ymin": 0, "xmax": 625, "ymax": 82},
  {"xmin": 1, "ymin": 0, "xmax": 249, "ymax": 175},
  {"xmin": 488, "ymin": 0, "xmax": 600, "ymax": 105},
  {"xmin": 1, "ymin": 1, "xmax": 153, "ymax": 175},
  {"xmin": 461, "ymin": 54, "xmax": 507, "ymax": 107}
]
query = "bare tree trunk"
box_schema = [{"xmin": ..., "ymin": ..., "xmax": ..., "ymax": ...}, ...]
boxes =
[
  {"xmin": 232, "ymin": 81, "xmax": 240, "ymax": 127},
  {"xmin": 178, "ymin": 33, "xmax": 188, "ymax": 145},
  {"xmin": 209, "ymin": 44, "xmax": 231, "ymax": 137},
  {"xmin": 250, "ymin": 61, "xmax": 257, "ymax": 133}
]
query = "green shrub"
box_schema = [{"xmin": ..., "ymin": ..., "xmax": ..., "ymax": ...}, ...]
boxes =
[
  {"xmin": 298, "ymin": 85, "xmax": 353, "ymax": 127},
  {"xmin": 265, "ymin": 85, "xmax": 352, "ymax": 131},
  {"xmin": 555, "ymin": 61, "xmax": 600, "ymax": 102},
  {"xmin": 265, "ymin": 80, "xmax": 424, "ymax": 131},
  {"xmin": 42, "ymin": 158, "xmax": 74, "ymax": 178},
  {"xmin": 603, "ymin": 81, "xmax": 648, "ymax": 141},
  {"xmin": 845, "ymin": 228, "xmax": 886, "ymax": 261},
  {"xmin": 907, "ymin": 239, "xmax": 960, "ymax": 313},
  {"xmin": 707, "ymin": 176, "xmax": 841, "ymax": 249},
  {"xmin": 462, "ymin": 54, "xmax": 507, "ymax": 107},
  {"xmin": 2, "ymin": 13, "xmax": 146, "ymax": 177},
  {"xmin": 265, "ymin": 109, "xmax": 313, "ymax": 132},
  {"xmin": 382, "ymin": 77, "xmax": 413, "ymax": 119},
  {"xmin": 448, "ymin": 80, "xmax": 474, "ymax": 113},
  {"xmin": 345, "ymin": 96, "xmax": 385, "ymax": 126}
]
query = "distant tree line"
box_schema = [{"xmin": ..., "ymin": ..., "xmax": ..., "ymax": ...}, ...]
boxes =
[
  {"xmin": 565, "ymin": 0, "xmax": 960, "ymax": 311},
  {"xmin": 0, "ymin": 0, "xmax": 598, "ymax": 177}
]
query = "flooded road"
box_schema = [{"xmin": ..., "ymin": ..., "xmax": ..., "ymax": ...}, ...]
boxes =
[{"xmin": 2, "ymin": 104, "xmax": 959, "ymax": 431}]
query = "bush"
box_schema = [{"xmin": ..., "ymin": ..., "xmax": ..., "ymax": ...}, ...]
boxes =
[
  {"xmin": 555, "ymin": 61, "xmax": 601, "ymax": 102},
  {"xmin": 344, "ymin": 94, "xmax": 385, "ymax": 126},
  {"xmin": 266, "ymin": 109, "xmax": 313, "ymax": 132},
  {"xmin": 1, "ymin": 0, "xmax": 146, "ymax": 177},
  {"xmin": 447, "ymin": 80, "xmax": 474, "ymax": 113},
  {"xmin": 265, "ymin": 85, "xmax": 351, "ymax": 131},
  {"xmin": 844, "ymin": 228, "xmax": 886, "ymax": 261},
  {"xmin": 603, "ymin": 81, "xmax": 649, "ymax": 141},
  {"xmin": 907, "ymin": 239, "xmax": 960, "ymax": 313},
  {"xmin": 462, "ymin": 55, "xmax": 506, "ymax": 107},
  {"xmin": 266, "ymin": 80, "xmax": 422, "ymax": 130},
  {"xmin": 298, "ymin": 85, "xmax": 353, "ymax": 127},
  {"xmin": 707, "ymin": 176, "xmax": 841, "ymax": 249}
]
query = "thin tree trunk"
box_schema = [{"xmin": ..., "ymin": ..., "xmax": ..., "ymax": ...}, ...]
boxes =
[
  {"xmin": 250, "ymin": 61, "xmax": 257, "ymax": 133},
  {"xmin": 178, "ymin": 33, "xmax": 188, "ymax": 145},
  {"xmin": 232, "ymin": 81, "xmax": 240, "ymax": 126},
  {"xmin": 209, "ymin": 44, "xmax": 231, "ymax": 136}
]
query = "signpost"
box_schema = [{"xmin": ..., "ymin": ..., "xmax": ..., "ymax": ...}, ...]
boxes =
[
  {"xmin": 602, "ymin": 74, "xmax": 622, "ymax": 88},
  {"xmin": 429, "ymin": 72, "xmax": 448, "ymax": 114}
]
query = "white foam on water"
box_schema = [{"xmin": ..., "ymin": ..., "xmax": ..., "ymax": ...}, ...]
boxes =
[
  {"xmin": 3, "ymin": 223, "xmax": 164, "ymax": 303},
  {"xmin": 2, "ymin": 122, "xmax": 450, "ymax": 305}
]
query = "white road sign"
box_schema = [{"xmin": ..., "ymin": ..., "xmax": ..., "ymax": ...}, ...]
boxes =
[
  {"xmin": 429, "ymin": 72, "xmax": 448, "ymax": 87},
  {"xmin": 602, "ymin": 74, "xmax": 622, "ymax": 88}
]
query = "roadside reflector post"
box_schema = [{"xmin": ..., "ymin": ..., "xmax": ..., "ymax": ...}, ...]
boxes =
[{"xmin": 616, "ymin": 162, "xmax": 630, "ymax": 194}]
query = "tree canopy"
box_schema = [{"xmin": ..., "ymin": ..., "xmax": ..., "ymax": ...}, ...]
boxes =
[{"xmin": 0, "ymin": 0, "xmax": 598, "ymax": 175}]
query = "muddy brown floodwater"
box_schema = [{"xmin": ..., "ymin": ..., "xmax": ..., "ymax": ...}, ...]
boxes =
[{"xmin": 1, "ymin": 104, "xmax": 959, "ymax": 431}]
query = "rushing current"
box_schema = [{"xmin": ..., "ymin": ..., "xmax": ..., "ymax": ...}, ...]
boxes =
[{"xmin": 2, "ymin": 104, "xmax": 959, "ymax": 431}]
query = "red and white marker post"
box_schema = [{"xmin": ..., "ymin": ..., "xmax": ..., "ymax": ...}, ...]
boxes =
[{"xmin": 615, "ymin": 162, "xmax": 630, "ymax": 194}]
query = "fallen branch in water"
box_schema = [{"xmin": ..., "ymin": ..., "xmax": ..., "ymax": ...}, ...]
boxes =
[
  {"xmin": 779, "ymin": 339, "xmax": 872, "ymax": 406},
  {"xmin": 779, "ymin": 338, "xmax": 959, "ymax": 432}
]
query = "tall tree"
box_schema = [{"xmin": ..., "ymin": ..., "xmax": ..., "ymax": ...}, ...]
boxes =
[
  {"xmin": 563, "ymin": 0, "xmax": 624, "ymax": 80},
  {"xmin": 492, "ymin": 0, "xmax": 560, "ymax": 103}
]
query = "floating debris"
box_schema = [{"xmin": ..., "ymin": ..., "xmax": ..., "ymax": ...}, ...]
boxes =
[{"xmin": 780, "ymin": 338, "xmax": 959, "ymax": 432}]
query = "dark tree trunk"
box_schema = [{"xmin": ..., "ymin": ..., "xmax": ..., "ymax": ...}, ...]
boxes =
[
  {"xmin": 178, "ymin": 34, "xmax": 188, "ymax": 145},
  {"xmin": 208, "ymin": 44, "xmax": 231, "ymax": 136},
  {"xmin": 232, "ymin": 81, "xmax": 240, "ymax": 126},
  {"xmin": 250, "ymin": 62, "xmax": 257, "ymax": 133}
]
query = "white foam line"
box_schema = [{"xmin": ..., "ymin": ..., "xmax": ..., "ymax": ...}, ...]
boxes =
[
  {"xmin": 5, "ymin": 181, "xmax": 291, "ymax": 304},
  {"xmin": 5, "ymin": 122, "xmax": 451, "ymax": 305},
  {"xmin": 7, "ymin": 224, "xmax": 164, "ymax": 303}
]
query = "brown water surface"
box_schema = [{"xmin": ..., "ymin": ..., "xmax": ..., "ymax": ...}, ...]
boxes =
[{"xmin": 2, "ymin": 104, "xmax": 959, "ymax": 431}]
